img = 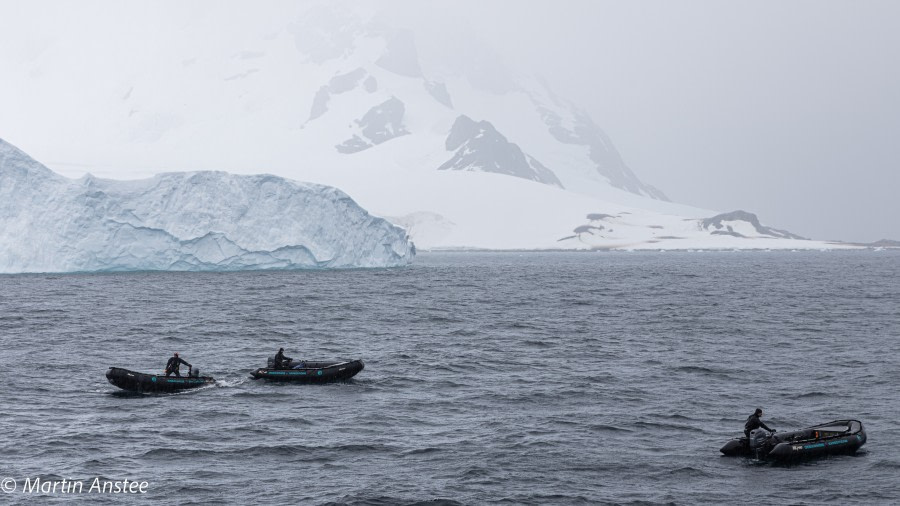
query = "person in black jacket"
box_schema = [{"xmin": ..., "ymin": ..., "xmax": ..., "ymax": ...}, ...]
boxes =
[
  {"xmin": 273, "ymin": 348, "xmax": 292, "ymax": 370},
  {"xmin": 744, "ymin": 408, "xmax": 775, "ymax": 437},
  {"xmin": 165, "ymin": 352, "xmax": 191, "ymax": 377}
]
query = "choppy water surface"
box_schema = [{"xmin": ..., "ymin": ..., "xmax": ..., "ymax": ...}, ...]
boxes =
[{"xmin": 1, "ymin": 251, "xmax": 899, "ymax": 505}]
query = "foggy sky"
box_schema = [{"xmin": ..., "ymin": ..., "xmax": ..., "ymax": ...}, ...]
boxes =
[{"xmin": 2, "ymin": 0, "xmax": 898, "ymax": 242}]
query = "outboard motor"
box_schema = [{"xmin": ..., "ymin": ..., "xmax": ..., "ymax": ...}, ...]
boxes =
[{"xmin": 749, "ymin": 428, "xmax": 770, "ymax": 458}]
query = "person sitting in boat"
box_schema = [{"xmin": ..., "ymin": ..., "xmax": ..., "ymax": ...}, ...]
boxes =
[
  {"xmin": 744, "ymin": 408, "xmax": 775, "ymax": 438},
  {"xmin": 165, "ymin": 352, "xmax": 192, "ymax": 377},
  {"xmin": 273, "ymin": 348, "xmax": 292, "ymax": 370}
]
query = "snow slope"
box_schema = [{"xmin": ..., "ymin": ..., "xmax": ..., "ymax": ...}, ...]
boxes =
[
  {"xmin": 265, "ymin": 14, "xmax": 852, "ymax": 251},
  {"xmin": 0, "ymin": 139, "xmax": 413, "ymax": 273},
  {"xmin": 0, "ymin": 5, "xmax": 855, "ymax": 251}
]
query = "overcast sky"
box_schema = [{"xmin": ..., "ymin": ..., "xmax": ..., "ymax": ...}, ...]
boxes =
[
  {"xmin": 2, "ymin": 0, "xmax": 898, "ymax": 242},
  {"xmin": 402, "ymin": 0, "xmax": 900, "ymax": 242}
]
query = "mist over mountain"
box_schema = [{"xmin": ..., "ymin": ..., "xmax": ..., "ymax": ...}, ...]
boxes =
[{"xmin": 0, "ymin": 2, "xmax": 894, "ymax": 246}]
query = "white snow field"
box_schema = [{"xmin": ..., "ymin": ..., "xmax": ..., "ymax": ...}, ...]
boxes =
[
  {"xmin": 0, "ymin": 6, "xmax": 859, "ymax": 252},
  {"xmin": 0, "ymin": 139, "xmax": 413, "ymax": 273}
]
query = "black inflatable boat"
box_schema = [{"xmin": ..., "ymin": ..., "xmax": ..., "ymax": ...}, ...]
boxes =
[
  {"xmin": 106, "ymin": 367, "xmax": 216, "ymax": 393},
  {"xmin": 720, "ymin": 419, "xmax": 866, "ymax": 462},
  {"xmin": 250, "ymin": 358, "xmax": 364, "ymax": 383}
]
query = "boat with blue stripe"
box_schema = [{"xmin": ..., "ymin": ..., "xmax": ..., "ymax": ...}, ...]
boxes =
[
  {"xmin": 106, "ymin": 367, "xmax": 216, "ymax": 393},
  {"xmin": 720, "ymin": 419, "xmax": 866, "ymax": 462},
  {"xmin": 250, "ymin": 359, "xmax": 364, "ymax": 383}
]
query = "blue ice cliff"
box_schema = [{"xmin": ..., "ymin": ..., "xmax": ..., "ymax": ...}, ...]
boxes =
[{"xmin": 0, "ymin": 139, "xmax": 414, "ymax": 272}]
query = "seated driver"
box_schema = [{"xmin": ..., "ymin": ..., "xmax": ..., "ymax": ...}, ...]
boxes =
[
  {"xmin": 744, "ymin": 408, "xmax": 775, "ymax": 438},
  {"xmin": 273, "ymin": 347, "xmax": 293, "ymax": 370}
]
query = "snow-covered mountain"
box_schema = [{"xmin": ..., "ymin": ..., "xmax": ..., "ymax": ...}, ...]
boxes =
[
  {"xmin": 0, "ymin": 139, "xmax": 413, "ymax": 273},
  {"xmin": 288, "ymin": 20, "xmax": 668, "ymax": 204},
  {"xmin": 0, "ymin": 5, "xmax": 855, "ymax": 251},
  {"xmin": 269, "ymin": 9, "xmax": 849, "ymax": 250}
]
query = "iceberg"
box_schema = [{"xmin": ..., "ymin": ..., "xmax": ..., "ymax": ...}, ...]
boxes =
[{"xmin": 0, "ymin": 139, "xmax": 414, "ymax": 273}]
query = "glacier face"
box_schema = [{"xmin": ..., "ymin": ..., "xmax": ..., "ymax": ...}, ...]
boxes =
[{"xmin": 0, "ymin": 139, "xmax": 414, "ymax": 273}]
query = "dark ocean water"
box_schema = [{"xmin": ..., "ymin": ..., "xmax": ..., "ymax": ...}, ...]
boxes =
[{"xmin": 0, "ymin": 251, "xmax": 898, "ymax": 505}]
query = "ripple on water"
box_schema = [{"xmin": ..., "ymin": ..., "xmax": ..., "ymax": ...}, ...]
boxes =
[{"xmin": 0, "ymin": 251, "xmax": 898, "ymax": 503}]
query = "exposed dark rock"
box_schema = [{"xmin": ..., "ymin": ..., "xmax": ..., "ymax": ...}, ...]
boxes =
[
  {"xmin": 425, "ymin": 81, "xmax": 453, "ymax": 108},
  {"xmin": 711, "ymin": 230, "xmax": 746, "ymax": 238},
  {"xmin": 335, "ymin": 136, "xmax": 370, "ymax": 154},
  {"xmin": 869, "ymin": 239, "xmax": 900, "ymax": 247},
  {"xmin": 701, "ymin": 210, "xmax": 806, "ymax": 239},
  {"xmin": 335, "ymin": 97, "xmax": 410, "ymax": 154},
  {"xmin": 330, "ymin": 68, "xmax": 367, "ymax": 93},
  {"xmin": 363, "ymin": 75, "xmax": 378, "ymax": 93},
  {"xmin": 358, "ymin": 97, "xmax": 409, "ymax": 144},
  {"xmin": 308, "ymin": 68, "xmax": 368, "ymax": 121},
  {"xmin": 586, "ymin": 213, "xmax": 614, "ymax": 221},
  {"xmin": 542, "ymin": 107, "xmax": 668, "ymax": 200},
  {"xmin": 438, "ymin": 115, "xmax": 563, "ymax": 188},
  {"xmin": 535, "ymin": 90, "xmax": 668, "ymax": 201},
  {"xmin": 574, "ymin": 225, "xmax": 604, "ymax": 234},
  {"xmin": 309, "ymin": 88, "xmax": 331, "ymax": 122}
]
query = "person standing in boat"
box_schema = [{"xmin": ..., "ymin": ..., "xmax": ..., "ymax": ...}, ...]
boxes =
[
  {"xmin": 165, "ymin": 352, "xmax": 192, "ymax": 377},
  {"xmin": 744, "ymin": 408, "xmax": 775, "ymax": 437},
  {"xmin": 273, "ymin": 347, "xmax": 292, "ymax": 370}
]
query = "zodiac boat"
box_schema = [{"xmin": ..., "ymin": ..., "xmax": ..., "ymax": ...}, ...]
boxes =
[
  {"xmin": 106, "ymin": 367, "xmax": 216, "ymax": 393},
  {"xmin": 720, "ymin": 419, "xmax": 866, "ymax": 462},
  {"xmin": 250, "ymin": 358, "xmax": 364, "ymax": 383}
]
